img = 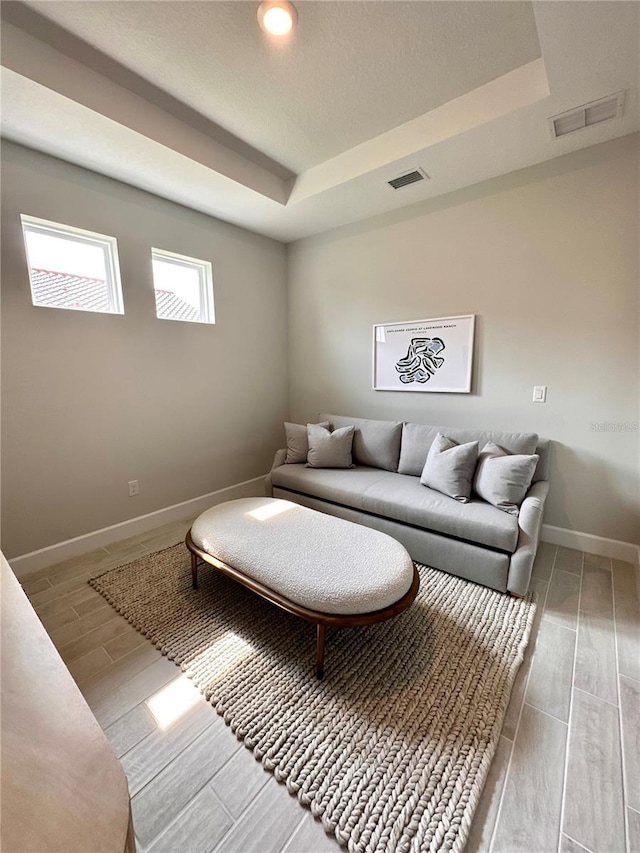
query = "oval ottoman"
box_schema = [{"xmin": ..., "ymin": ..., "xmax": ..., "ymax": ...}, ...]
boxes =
[{"xmin": 187, "ymin": 497, "xmax": 419, "ymax": 678}]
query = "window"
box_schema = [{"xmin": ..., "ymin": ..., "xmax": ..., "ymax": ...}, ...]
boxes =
[
  {"xmin": 20, "ymin": 215, "xmax": 124, "ymax": 314},
  {"xmin": 151, "ymin": 248, "xmax": 214, "ymax": 324}
]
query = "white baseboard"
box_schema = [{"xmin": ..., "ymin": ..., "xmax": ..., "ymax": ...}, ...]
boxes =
[
  {"xmin": 9, "ymin": 476, "xmax": 266, "ymax": 578},
  {"xmin": 10, "ymin": 489, "xmax": 639, "ymax": 578},
  {"xmin": 541, "ymin": 524, "xmax": 639, "ymax": 564}
]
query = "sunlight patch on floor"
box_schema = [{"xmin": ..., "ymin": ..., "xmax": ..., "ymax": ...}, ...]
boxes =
[
  {"xmin": 145, "ymin": 673, "xmax": 202, "ymax": 730},
  {"xmin": 146, "ymin": 632, "xmax": 256, "ymax": 729}
]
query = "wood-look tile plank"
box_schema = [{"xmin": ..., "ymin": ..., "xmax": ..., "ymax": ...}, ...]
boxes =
[
  {"xmin": 48, "ymin": 605, "xmax": 119, "ymax": 648},
  {"xmin": 555, "ymin": 547, "xmax": 583, "ymax": 576},
  {"xmin": 100, "ymin": 539, "xmax": 148, "ymax": 566},
  {"xmin": 532, "ymin": 542, "xmax": 556, "ymax": 580},
  {"xmin": 559, "ymin": 834, "xmax": 592, "ymax": 853},
  {"xmin": 612, "ymin": 560, "xmax": 640, "ymax": 608},
  {"xmin": 57, "ymin": 617, "xmax": 135, "ymax": 664},
  {"xmin": 502, "ymin": 653, "xmax": 531, "ymax": 742},
  {"xmin": 525, "ymin": 620, "xmax": 575, "ymax": 722},
  {"xmin": 30, "ymin": 574, "xmax": 94, "ymax": 609},
  {"xmin": 543, "ymin": 569, "xmax": 580, "ymax": 631},
  {"xmin": 104, "ymin": 628, "xmax": 148, "ymax": 661},
  {"xmin": 21, "ymin": 576, "xmax": 52, "ymax": 596},
  {"xmin": 146, "ymin": 785, "xmax": 232, "ymax": 853},
  {"xmin": 491, "ymin": 704, "xmax": 567, "ymax": 853},
  {"xmin": 583, "ymin": 552, "xmax": 612, "ymax": 570},
  {"xmin": 619, "ymin": 675, "xmax": 640, "ymax": 813},
  {"xmin": 464, "ymin": 735, "xmax": 513, "ymax": 853},
  {"xmin": 123, "ymin": 698, "xmax": 215, "ymax": 796},
  {"xmin": 136, "ymin": 523, "xmax": 187, "ymax": 553},
  {"xmin": 85, "ymin": 653, "xmax": 178, "ymax": 729},
  {"xmin": 21, "ymin": 549, "xmax": 109, "ymax": 583},
  {"xmin": 131, "ymin": 721, "xmax": 239, "ymax": 848},
  {"xmin": 47, "ymin": 549, "xmax": 115, "ymax": 586},
  {"xmin": 39, "ymin": 606, "xmax": 81, "ymax": 632},
  {"xmin": 66, "ymin": 647, "xmax": 113, "ymax": 687},
  {"xmin": 563, "ymin": 688, "xmax": 625, "ymax": 853},
  {"xmin": 581, "ymin": 564, "xmax": 614, "ymax": 618},
  {"xmin": 212, "ymin": 775, "xmax": 305, "ymax": 853},
  {"xmin": 574, "ymin": 612, "xmax": 618, "ymax": 705},
  {"xmin": 612, "ymin": 560, "xmax": 640, "ymax": 683},
  {"xmin": 104, "ymin": 703, "xmax": 158, "ymax": 760},
  {"xmin": 627, "ymin": 807, "xmax": 640, "ymax": 853},
  {"xmin": 210, "ymin": 743, "xmax": 272, "ymax": 819},
  {"xmin": 82, "ymin": 642, "xmax": 162, "ymax": 695},
  {"xmin": 74, "ymin": 595, "xmax": 110, "ymax": 617},
  {"xmin": 615, "ymin": 602, "xmax": 640, "ymax": 683},
  {"xmin": 528, "ymin": 576, "xmax": 549, "ymax": 600},
  {"xmin": 502, "ymin": 588, "xmax": 545, "ymax": 740},
  {"xmin": 281, "ymin": 810, "xmax": 341, "ymax": 853}
]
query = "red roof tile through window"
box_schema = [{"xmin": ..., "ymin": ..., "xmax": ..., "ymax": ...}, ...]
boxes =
[{"xmin": 29, "ymin": 268, "xmax": 200, "ymax": 321}]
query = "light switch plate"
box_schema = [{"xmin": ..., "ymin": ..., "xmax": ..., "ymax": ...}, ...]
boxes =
[{"xmin": 533, "ymin": 385, "xmax": 547, "ymax": 403}]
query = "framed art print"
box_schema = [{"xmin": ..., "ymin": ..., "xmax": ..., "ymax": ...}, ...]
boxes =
[{"xmin": 373, "ymin": 315, "xmax": 475, "ymax": 393}]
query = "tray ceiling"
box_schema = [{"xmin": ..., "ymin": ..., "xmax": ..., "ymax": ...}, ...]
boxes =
[{"xmin": 1, "ymin": 1, "xmax": 638, "ymax": 241}]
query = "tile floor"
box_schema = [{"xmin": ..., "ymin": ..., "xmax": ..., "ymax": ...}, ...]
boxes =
[{"xmin": 21, "ymin": 522, "xmax": 640, "ymax": 853}]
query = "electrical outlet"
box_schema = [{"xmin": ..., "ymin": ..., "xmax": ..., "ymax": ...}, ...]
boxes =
[
  {"xmin": 128, "ymin": 479, "xmax": 139, "ymax": 497},
  {"xmin": 532, "ymin": 385, "xmax": 547, "ymax": 403}
]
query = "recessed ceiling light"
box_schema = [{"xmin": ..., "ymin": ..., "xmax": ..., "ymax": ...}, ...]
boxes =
[{"xmin": 258, "ymin": 1, "xmax": 297, "ymax": 36}]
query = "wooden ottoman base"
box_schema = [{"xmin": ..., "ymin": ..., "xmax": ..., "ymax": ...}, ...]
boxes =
[{"xmin": 186, "ymin": 529, "xmax": 419, "ymax": 679}]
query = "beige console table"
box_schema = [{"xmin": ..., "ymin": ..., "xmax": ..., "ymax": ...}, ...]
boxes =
[{"xmin": 1, "ymin": 554, "xmax": 135, "ymax": 853}]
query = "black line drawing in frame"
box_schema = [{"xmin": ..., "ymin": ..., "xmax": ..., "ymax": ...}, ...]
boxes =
[{"xmin": 395, "ymin": 337, "xmax": 445, "ymax": 383}]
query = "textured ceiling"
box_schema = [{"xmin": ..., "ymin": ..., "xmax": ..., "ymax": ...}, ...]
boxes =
[{"xmin": 23, "ymin": 0, "xmax": 541, "ymax": 172}]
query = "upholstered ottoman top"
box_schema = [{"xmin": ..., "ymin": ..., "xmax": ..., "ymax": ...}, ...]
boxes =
[{"xmin": 189, "ymin": 497, "xmax": 415, "ymax": 615}]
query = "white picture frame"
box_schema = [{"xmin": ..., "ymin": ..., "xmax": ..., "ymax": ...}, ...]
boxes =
[{"xmin": 373, "ymin": 314, "xmax": 475, "ymax": 393}]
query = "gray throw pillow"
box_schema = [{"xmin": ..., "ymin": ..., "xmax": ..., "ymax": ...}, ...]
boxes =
[
  {"xmin": 306, "ymin": 424, "xmax": 355, "ymax": 469},
  {"xmin": 284, "ymin": 421, "xmax": 330, "ymax": 464},
  {"xmin": 420, "ymin": 433, "xmax": 478, "ymax": 503},
  {"xmin": 474, "ymin": 441, "xmax": 539, "ymax": 515}
]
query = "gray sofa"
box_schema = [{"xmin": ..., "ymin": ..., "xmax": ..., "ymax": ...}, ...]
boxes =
[{"xmin": 265, "ymin": 414, "xmax": 550, "ymax": 597}]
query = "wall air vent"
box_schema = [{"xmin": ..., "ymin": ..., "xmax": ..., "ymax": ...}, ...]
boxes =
[
  {"xmin": 549, "ymin": 91, "xmax": 626, "ymax": 139},
  {"xmin": 387, "ymin": 168, "xmax": 429, "ymax": 190}
]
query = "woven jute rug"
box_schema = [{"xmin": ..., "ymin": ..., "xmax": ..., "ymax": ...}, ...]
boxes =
[{"xmin": 90, "ymin": 544, "xmax": 534, "ymax": 853}]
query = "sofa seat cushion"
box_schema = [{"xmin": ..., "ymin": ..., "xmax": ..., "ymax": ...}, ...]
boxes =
[
  {"xmin": 271, "ymin": 464, "xmax": 390, "ymax": 511},
  {"xmin": 271, "ymin": 465, "xmax": 519, "ymax": 553}
]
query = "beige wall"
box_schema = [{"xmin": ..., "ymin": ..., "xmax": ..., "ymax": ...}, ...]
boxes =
[
  {"xmin": 1, "ymin": 142, "xmax": 288, "ymax": 558},
  {"xmin": 288, "ymin": 135, "xmax": 640, "ymax": 545}
]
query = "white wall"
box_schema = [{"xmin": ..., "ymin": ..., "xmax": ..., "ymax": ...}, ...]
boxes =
[
  {"xmin": 287, "ymin": 135, "xmax": 640, "ymax": 546},
  {"xmin": 1, "ymin": 142, "xmax": 288, "ymax": 558}
]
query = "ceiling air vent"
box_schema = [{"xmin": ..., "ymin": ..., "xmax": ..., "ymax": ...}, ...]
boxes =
[
  {"xmin": 387, "ymin": 168, "xmax": 429, "ymax": 190},
  {"xmin": 549, "ymin": 91, "xmax": 626, "ymax": 139}
]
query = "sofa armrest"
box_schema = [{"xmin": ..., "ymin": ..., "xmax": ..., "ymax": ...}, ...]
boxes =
[
  {"xmin": 507, "ymin": 480, "xmax": 550, "ymax": 596},
  {"xmin": 265, "ymin": 448, "xmax": 287, "ymax": 496}
]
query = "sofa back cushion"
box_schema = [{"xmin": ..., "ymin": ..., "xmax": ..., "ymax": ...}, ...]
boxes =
[
  {"xmin": 398, "ymin": 423, "xmax": 540, "ymax": 477},
  {"xmin": 532, "ymin": 438, "xmax": 551, "ymax": 482},
  {"xmin": 319, "ymin": 414, "xmax": 403, "ymax": 472}
]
